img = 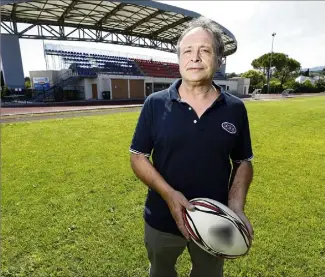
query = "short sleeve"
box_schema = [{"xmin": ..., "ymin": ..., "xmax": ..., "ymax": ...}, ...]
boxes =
[
  {"xmin": 129, "ymin": 97, "xmax": 154, "ymax": 157},
  {"xmin": 230, "ymin": 105, "xmax": 254, "ymax": 163}
]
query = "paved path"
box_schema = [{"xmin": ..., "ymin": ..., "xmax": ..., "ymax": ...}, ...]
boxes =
[
  {"xmin": 0, "ymin": 104, "xmax": 142, "ymax": 116},
  {"xmin": 0, "ymin": 106, "xmax": 142, "ymax": 124},
  {"xmin": 1, "ymin": 93, "xmax": 323, "ymax": 124}
]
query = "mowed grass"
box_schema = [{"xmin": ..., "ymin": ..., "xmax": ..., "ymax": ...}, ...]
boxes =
[{"xmin": 1, "ymin": 96, "xmax": 325, "ymax": 277}]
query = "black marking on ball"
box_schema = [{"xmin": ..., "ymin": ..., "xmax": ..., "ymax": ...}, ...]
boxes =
[{"xmin": 209, "ymin": 225, "xmax": 234, "ymax": 246}]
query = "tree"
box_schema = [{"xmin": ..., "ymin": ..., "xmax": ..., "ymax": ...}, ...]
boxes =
[
  {"xmin": 276, "ymin": 57, "xmax": 301, "ymax": 89},
  {"xmin": 24, "ymin": 76, "xmax": 31, "ymax": 88},
  {"xmin": 251, "ymin": 52, "xmax": 301, "ymax": 89},
  {"xmin": 300, "ymin": 68, "xmax": 310, "ymax": 76},
  {"xmin": 315, "ymin": 79, "xmax": 325, "ymax": 93},
  {"xmin": 241, "ymin": 70, "xmax": 265, "ymax": 87},
  {"xmin": 284, "ymin": 78, "xmax": 298, "ymax": 90},
  {"xmin": 251, "ymin": 54, "xmax": 270, "ymax": 76},
  {"xmin": 303, "ymin": 80, "xmax": 314, "ymax": 88},
  {"xmin": 25, "ymin": 80, "xmax": 31, "ymax": 89},
  {"xmin": 1, "ymin": 71, "xmax": 5, "ymax": 87},
  {"xmin": 226, "ymin": 72, "xmax": 240, "ymax": 78}
]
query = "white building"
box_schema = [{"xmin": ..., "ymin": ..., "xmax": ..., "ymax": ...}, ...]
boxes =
[
  {"xmin": 294, "ymin": 75, "xmax": 324, "ymax": 85},
  {"xmin": 215, "ymin": 77, "xmax": 250, "ymax": 96},
  {"xmin": 29, "ymin": 69, "xmax": 250, "ymax": 100}
]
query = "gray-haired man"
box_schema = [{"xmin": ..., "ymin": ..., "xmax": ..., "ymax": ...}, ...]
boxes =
[{"xmin": 130, "ymin": 16, "xmax": 254, "ymax": 277}]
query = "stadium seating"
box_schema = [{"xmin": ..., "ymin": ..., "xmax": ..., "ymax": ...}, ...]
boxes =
[
  {"xmin": 44, "ymin": 49, "xmax": 224, "ymax": 79},
  {"xmin": 132, "ymin": 58, "xmax": 181, "ymax": 78}
]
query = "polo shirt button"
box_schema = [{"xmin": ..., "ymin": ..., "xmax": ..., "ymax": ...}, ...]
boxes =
[
  {"xmin": 189, "ymin": 107, "xmax": 192, "ymax": 110},
  {"xmin": 193, "ymin": 120, "xmax": 197, "ymax": 124}
]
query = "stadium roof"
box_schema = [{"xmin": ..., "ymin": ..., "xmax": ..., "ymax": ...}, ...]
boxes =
[{"xmin": 0, "ymin": 0, "xmax": 237, "ymax": 55}]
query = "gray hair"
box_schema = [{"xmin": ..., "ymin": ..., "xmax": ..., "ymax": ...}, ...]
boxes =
[{"xmin": 176, "ymin": 16, "xmax": 225, "ymax": 67}]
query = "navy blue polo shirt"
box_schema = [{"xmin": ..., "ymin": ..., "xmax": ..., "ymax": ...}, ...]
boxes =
[{"xmin": 130, "ymin": 79, "xmax": 254, "ymax": 236}]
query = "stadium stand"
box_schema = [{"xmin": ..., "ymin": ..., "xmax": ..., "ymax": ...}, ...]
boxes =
[
  {"xmin": 45, "ymin": 49, "xmax": 141, "ymax": 76},
  {"xmin": 133, "ymin": 58, "xmax": 181, "ymax": 78},
  {"xmin": 1, "ymin": 0, "xmax": 238, "ymax": 103},
  {"xmin": 44, "ymin": 49, "xmax": 223, "ymax": 79}
]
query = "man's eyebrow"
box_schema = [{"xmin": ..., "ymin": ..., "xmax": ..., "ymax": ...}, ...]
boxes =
[
  {"xmin": 200, "ymin": 45, "xmax": 213, "ymax": 48},
  {"xmin": 182, "ymin": 44, "xmax": 212, "ymax": 48},
  {"xmin": 180, "ymin": 44, "xmax": 213, "ymax": 51}
]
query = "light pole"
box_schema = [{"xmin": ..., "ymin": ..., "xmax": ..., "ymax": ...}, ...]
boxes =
[{"xmin": 267, "ymin": 32, "xmax": 276, "ymax": 94}]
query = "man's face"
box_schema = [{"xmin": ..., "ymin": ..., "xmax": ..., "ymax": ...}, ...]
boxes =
[{"xmin": 178, "ymin": 27, "xmax": 218, "ymax": 83}]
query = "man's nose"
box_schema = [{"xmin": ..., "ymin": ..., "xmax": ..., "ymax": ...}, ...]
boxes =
[{"xmin": 190, "ymin": 50, "xmax": 201, "ymax": 62}]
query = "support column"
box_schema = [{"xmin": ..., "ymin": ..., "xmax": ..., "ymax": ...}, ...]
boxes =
[
  {"xmin": 110, "ymin": 79, "xmax": 113, "ymax": 99},
  {"xmin": 144, "ymin": 81, "xmax": 146, "ymax": 98},
  {"xmin": 0, "ymin": 34, "xmax": 25, "ymax": 89}
]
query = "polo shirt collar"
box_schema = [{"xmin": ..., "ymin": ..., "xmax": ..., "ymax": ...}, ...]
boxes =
[{"xmin": 168, "ymin": 79, "xmax": 225, "ymax": 103}]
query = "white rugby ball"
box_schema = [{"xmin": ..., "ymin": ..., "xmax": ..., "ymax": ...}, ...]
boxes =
[{"xmin": 183, "ymin": 198, "xmax": 252, "ymax": 259}]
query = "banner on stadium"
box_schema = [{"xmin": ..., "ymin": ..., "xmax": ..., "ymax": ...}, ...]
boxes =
[{"xmin": 33, "ymin": 77, "xmax": 50, "ymax": 90}]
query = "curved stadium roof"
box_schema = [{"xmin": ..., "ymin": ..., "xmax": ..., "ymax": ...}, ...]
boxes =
[{"xmin": 0, "ymin": 0, "xmax": 237, "ymax": 56}]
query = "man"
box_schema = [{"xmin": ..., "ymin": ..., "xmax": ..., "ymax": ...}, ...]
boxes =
[{"xmin": 129, "ymin": 16, "xmax": 254, "ymax": 277}]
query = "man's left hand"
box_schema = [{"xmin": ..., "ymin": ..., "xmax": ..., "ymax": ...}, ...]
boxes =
[{"xmin": 232, "ymin": 209, "xmax": 254, "ymax": 241}]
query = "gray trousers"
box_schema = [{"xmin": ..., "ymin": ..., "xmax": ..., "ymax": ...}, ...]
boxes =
[{"xmin": 144, "ymin": 222, "xmax": 224, "ymax": 277}]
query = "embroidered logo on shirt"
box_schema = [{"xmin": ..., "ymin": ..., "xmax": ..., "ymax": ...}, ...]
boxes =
[{"xmin": 221, "ymin": 122, "xmax": 237, "ymax": 134}]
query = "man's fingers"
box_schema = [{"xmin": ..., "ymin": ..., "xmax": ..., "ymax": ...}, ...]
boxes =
[
  {"xmin": 178, "ymin": 225, "xmax": 190, "ymax": 240},
  {"xmin": 174, "ymin": 210, "xmax": 190, "ymax": 240},
  {"xmin": 180, "ymin": 198, "xmax": 195, "ymax": 211},
  {"xmin": 238, "ymin": 212, "xmax": 254, "ymax": 241},
  {"xmin": 243, "ymin": 218, "xmax": 254, "ymax": 240},
  {"xmin": 186, "ymin": 203, "xmax": 195, "ymax": 211},
  {"xmin": 246, "ymin": 223, "xmax": 254, "ymax": 240},
  {"xmin": 176, "ymin": 220, "xmax": 190, "ymax": 240},
  {"xmin": 166, "ymin": 190, "xmax": 193, "ymax": 240}
]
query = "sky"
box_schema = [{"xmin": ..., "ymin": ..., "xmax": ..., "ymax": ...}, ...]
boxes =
[{"xmin": 14, "ymin": 1, "xmax": 325, "ymax": 77}]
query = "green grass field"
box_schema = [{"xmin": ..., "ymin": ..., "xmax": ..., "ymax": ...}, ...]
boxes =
[{"xmin": 1, "ymin": 96, "xmax": 325, "ymax": 277}]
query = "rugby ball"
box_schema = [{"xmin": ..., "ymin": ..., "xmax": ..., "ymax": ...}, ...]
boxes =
[{"xmin": 182, "ymin": 198, "xmax": 252, "ymax": 259}]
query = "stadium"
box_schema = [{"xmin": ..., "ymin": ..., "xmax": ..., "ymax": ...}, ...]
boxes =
[
  {"xmin": 1, "ymin": 1, "xmax": 324, "ymax": 277},
  {"xmin": 0, "ymin": 0, "xmax": 250, "ymax": 104}
]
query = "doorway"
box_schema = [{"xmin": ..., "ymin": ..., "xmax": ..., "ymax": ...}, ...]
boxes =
[{"xmin": 92, "ymin": 84, "xmax": 98, "ymax": 99}]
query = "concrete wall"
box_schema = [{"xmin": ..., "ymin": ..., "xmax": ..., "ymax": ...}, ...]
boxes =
[
  {"xmin": 144, "ymin": 77, "xmax": 175, "ymax": 95},
  {"xmin": 233, "ymin": 78, "xmax": 250, "ymax": 95},
  {"xmin": 26, "ymin": 70, "xmax": 250, "ymax": 99},
  {"xmin": 29, "ymin": 69, "xmax": 71, "ymax": 88},
  {"xmin": 98, "ymin": 75, "xmax": 111, "ymax": 99},
  {"xmin": 30, "ymin": 70, "xmax": 55, "ymax": 89},
  {"xmin": 83, "ymin": 78, "xmax": 99, "ymax": 100},
  {"xmin": 214, "ymin": 79, "xmax": 238, "ymax": 93},
  {"xmin": 55, "ymin": 69, "xmax": 71, "ymax": 82},
  {"xmin": 215, "ymin": 78, "xmax": 250, "ymax": 95},
  {"xmin": 96, "ymin": 74, "xmax": 250, "ymax": 97}
]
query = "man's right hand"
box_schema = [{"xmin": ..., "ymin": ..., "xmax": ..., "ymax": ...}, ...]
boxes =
[
  {"xmin": 164, "ymin": 189, "xmax": 195, "ymax": 240},
  {"xmin": 130, "ymin": 154, "xmax": 195, "ymax": 239}
]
